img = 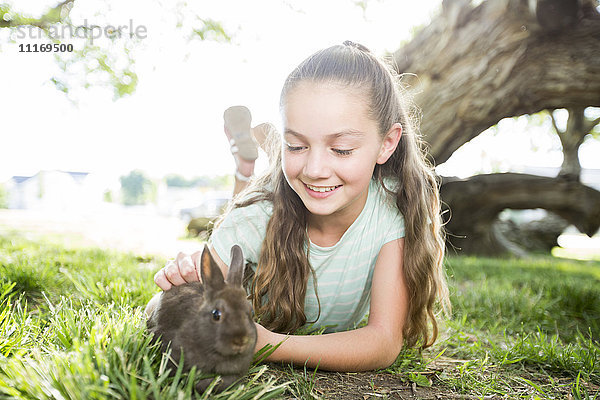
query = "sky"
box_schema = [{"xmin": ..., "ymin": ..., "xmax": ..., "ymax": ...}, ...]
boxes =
[{"xmin": 1, "ymin": 0, "xmax": 599, "ymax": 189}]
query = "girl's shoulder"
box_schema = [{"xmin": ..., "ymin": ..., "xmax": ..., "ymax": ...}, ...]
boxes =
[
  {"xmin": 210, "ymin": 196, "xmax": 273, "ymax": 266},
  {"xmin": 226, "ymin": 196, "xmax": 273, "ymax": 224},
  {"xmin": 365, "ymin": 178, "xmax": 405, "ymax": 238},
  {"xmin": 370, "ymin": 178, "xmax": 402, "ymax": 212}
]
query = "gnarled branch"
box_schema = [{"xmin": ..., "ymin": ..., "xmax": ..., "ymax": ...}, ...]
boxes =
[
  {"xmin": 441, "ymin": 173, "xmax": 600, "ymax": 255},
  {"xmin": 393, "ymin": 0, "xmax": 600, "ymax": 163}
]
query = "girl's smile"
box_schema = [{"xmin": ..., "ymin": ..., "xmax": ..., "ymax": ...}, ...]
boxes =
[{"xmin": 303, "ymin": 183, "xmax": 342, "ymax": 198}]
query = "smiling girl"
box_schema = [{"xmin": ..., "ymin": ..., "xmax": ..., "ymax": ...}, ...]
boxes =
[{"xmin": 152, "ymin": 41, "xmax": 450, "ymax": 371}]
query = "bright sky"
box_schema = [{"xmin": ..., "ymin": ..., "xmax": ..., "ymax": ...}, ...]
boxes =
[{"xmin": 1, "ymin": 0, "xmax": 598, "ymax": 188}]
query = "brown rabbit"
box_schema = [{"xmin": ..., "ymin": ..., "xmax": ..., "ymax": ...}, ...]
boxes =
[{"xmin": 146, "ymin": 244, "xmax": 257, "ymax": 393}]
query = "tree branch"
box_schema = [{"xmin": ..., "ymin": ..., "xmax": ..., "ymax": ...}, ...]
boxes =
[
  {"xmin": 393, "ymin": 0, "xmax": 600, "ymax": 163},
  {"xmin": 549, "ymin": 110, "xmax": 562, "ymax": 134},
  {"xmin": 584, "ymin": 115, "xmax": 600, "ymax": 133},
  {"xmin": 0, "ymin": 0, "xmax": 75, "ymax": 29},
  {"xmin": 441, "ymin": 173, "xmax": 600, "ymax": 254}
]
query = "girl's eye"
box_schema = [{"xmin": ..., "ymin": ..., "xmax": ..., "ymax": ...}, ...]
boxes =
[
  {"xmin": 333, "ymin": 148, "xmax": 353, "ymax": 156},
  {"xmin": 211, "ymin": 309, "xmax": 222, "ymax": 321},
  {"xmin": 286, "ymin": 144, "xmax": 305, "ymax": 152}
]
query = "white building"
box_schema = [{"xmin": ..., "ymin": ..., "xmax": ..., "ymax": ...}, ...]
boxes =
[{"xmin": 5, "ymin": 170, "xmax": 105, "ymax": 212}]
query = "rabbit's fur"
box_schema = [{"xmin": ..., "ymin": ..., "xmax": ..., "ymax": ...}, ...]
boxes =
[{"xmin": 146, "ymin": 244, "xmax": 257, "ymax": 393}]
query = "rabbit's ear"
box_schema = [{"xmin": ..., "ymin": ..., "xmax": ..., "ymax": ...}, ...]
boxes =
[
  {"xmin": 226, "ymin": 245, "xmax": 244, "ymax": 287},
  {"xmin": 200, "ymin": 245, "xmax": 225, "ymax": 290}
]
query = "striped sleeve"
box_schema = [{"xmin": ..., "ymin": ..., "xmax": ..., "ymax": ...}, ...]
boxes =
[
  {"xmin": 383, "ymin": 208, "xmax": 405, "ymax": 243},
  {"xmin": 209, "ymin": 202, "xmax": 270, "ymax": 266},
  {"xmin": 380, "ymin": 192, "xmax": 405, "ymax": 244}
]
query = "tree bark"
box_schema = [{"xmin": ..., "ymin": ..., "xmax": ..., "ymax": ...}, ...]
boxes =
[
  {"xmin": 551, "ymin": 108, "xmax": 600, "ymax": 180},
  {"xmin": 393, "ymin": 0, "xmax": 600, "ymax": 164},
  {"xmin": 553, "ymin": 108, "xmax": 584, "ymax": 180},
  {"xmin": 441, "ymin": 173, "xmax": 600, "ymax": 255},
  {"xmin": 391, "ymin": 0, "xmax": 600, "ymax": 255}
]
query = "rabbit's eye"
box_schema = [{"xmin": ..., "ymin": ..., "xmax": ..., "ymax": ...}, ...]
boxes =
[{"xmin": 211, "ymin": 309, "xmax": 222, "ymax": 321}]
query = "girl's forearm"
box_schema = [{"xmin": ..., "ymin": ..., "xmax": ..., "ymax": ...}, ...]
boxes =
[{"xmin": 259, "ymin": 324, "xmax": 402, "ymax": 372}]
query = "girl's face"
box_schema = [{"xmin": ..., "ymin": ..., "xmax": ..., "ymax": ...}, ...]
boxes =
[{"xmin": 282, "ymin": 81, "xmax": 400, "ymax": 223}]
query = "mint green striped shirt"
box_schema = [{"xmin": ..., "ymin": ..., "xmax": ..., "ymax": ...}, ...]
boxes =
[{"xmin": 210, "ymin": 179, "xmax": 405, "ymax": 332}]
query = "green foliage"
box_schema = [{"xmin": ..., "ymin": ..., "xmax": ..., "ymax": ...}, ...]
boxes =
[
  {"xmin": 0, "ymin": 234, "xmax": 289, "ymax": 399},
  {"xmin": 1, "ymin": 233, "xmax": 599, "ymax": 398},
  {"xmin": 165, "ymin": 174, "xmax": 197, "ymax": 188},
  {"xmin": 445, "ymin": 256, "xmax": 600, "ymax": 342},
  {"xmin": 165, "ymin": 173, "xmax": 234, "ymax": 189},
  {"xmin": 1, "ymin": 1, "xmax": 232, "ymax": 99},
  {"xmin": 0, "ymin": 3, "xmax": 52, "ymax": 28},
  {"xmin": 51, "ymin": 40, "xmax": 139, "ymax": 101},
  {"xmin": 103, "ymin": 189, "xmax": 113, "ymax": 203},
  {"xmin": 428, "ymin": 256, "xmax": 600, "ymax": 396},
  {"xmin": 0, "ymin": 234, "xmax": 157, "ymax": 308},
  {"xmin": 0, "ymin": 183, "xmax": 8, "ymax": 208},
  {"xmin": 192, "ymin": 18, "xmax": 231, "ymax": 42},
  {"xmin": 380, "ymin": 255, "xmax": 600, "ymax": 397},
  {"xmin": 120, "ymin": 170, "xmax": 156, "ymax": 206},
  {"xmin": 284, "ymin": 363, "xmax": 320, "ymax": 399},
  {"xmin": 585, "ymin": 107, "xmax": 600, "ymax": 139},
  {"xmin": 0, "ymin": 4, "xmax": 10, "ymax": 27},
  {"xmin": 0, "ymin": 0, "xmax": 140, "ymax": 100}
]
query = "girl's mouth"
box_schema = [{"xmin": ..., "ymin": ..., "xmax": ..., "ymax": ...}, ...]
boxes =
[{"xmin": 304, "ymin": 183, "xmax": 342, "ymax": 198}]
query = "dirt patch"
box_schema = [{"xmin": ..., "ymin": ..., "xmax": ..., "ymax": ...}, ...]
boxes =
[
  {"xmin": 264, "ymin": 361, "xmax": 474, "ymax": 400},
  {"xmin": 311, "ymin": 371, "xmax": 435, "ymax": 399},
  {"xmin": 266, "ymin": 356, "xmax": 582, "ymax": 400}
]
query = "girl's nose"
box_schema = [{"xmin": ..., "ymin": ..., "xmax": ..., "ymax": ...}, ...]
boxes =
[{"xmin": 303, "ymin": 149, "xmax": 331, "ymax": 180}]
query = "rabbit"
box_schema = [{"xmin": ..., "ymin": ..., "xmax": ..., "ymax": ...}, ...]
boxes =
[{"xmin": 146, "ymin": 244, "xmax": 257, "ymax": 393}]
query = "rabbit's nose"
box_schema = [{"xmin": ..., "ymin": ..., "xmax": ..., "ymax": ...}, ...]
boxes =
[{"xmin": 232, "ymin": 335, "xmax": 250, "ymax": 348}]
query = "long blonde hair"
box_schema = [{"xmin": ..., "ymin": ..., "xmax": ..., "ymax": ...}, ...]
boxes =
[{"xmin": 220, "ymin": 42, "xmax": 449, "ymax": 348}]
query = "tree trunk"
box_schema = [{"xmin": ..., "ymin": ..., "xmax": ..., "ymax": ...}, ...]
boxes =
[
  {"xmin": 393, "ymin": 0, "xmax": 600, "ymax": 164},
  {"xmin": 556, "ymin": 108, "xmax": 586, "ymax": 180},
  {"xmin": 441, "ymin": 173, "xmax": 600, "ymax": 255},
  {"xmin": 391, "ymin": 0, "xmax": 600, "ymax": 255},
  {"xmin": 551, "ymin": 108, "xmax": 600, "ymax": 180}
]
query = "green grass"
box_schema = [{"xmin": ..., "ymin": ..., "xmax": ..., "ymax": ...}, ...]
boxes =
[
  {"xmin": 388, "ymin": 256, "xmax": 600, "ymax": 398},
  {"xmin": 0, "ymin": 232, "xmax": 599, "ymax": 399},
  {"xmin": 0, "ymin": 234, "xmax": 288, "ymax": 399}
]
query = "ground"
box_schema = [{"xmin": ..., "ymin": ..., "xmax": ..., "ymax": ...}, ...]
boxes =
[
  {"xmin": 268, "ymin": 356, "xmax": 584, "ymax": 399},
  {"xmin": 0, "ymin": 208, "xmax": 598, "ymax": 399}
]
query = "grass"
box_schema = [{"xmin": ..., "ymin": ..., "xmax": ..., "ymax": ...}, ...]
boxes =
[{"xmin": 0, "ymin": 232, "xmax": 599, "ymax": 399}]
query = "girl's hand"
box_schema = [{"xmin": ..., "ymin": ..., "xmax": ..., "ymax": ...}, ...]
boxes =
[{"xmin": 154, "ymin": 251, "xmax": 202, "ymax": 290}]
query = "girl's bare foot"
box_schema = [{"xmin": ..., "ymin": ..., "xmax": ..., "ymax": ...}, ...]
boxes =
[{"xmin": 223, "ymin": 106, "xmax": 258, "ymax": 163}]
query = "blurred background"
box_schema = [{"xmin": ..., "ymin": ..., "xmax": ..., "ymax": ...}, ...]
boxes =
[{"xmin": 1, "ymin": 0, "xmax": 599, "ymax": 259}]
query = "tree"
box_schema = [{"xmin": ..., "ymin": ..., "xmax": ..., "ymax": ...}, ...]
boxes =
[
  {"xmin": 120, "ymin": 170, "xmax": 155, "ymax": 206},
  {"xmin": 0, "ymin": 1, "xmax": 229, "ymax": 100},
  {"xmin": 0, "ymin": 184, "xmax": 8, "ymax": 209},
  {"xmin": 550, "ymin": 108, "xmax": 600, "ymax": 180},
  {"xmin": 392, "ymin": 0, "xmax": 600, "ymax": 255},
  {"xmin": 165, "ymin": 174, "xmax": 197, "ymax": 188}
]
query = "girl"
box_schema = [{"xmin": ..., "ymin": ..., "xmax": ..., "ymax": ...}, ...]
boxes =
[{"xmin": 152, "ymin": 41, "xmax": 450, "ymax": 372}]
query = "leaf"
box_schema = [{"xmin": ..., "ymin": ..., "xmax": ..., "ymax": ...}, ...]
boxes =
[{"xmin": 408, "ymin": 372, "xmax": 431, "ymax": 387}]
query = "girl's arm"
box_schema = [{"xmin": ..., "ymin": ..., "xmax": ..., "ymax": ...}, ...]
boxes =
[{"xmin": 255, "ymin": 238, "xmax": 408, "ymax": 371}]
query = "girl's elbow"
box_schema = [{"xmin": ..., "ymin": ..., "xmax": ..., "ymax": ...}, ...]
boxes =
[
  {"xmin": 375, "ymin": 348, "xmax": 401, "ymax": 370},
  {"xmin": 373, "ymin": 335, "xmax": 403, "ymax": 370}
]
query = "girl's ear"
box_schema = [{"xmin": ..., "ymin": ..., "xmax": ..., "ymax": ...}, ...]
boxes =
[{"xmin": 377, "ymin": 123, "xmax": 402, "ymax": 165}]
